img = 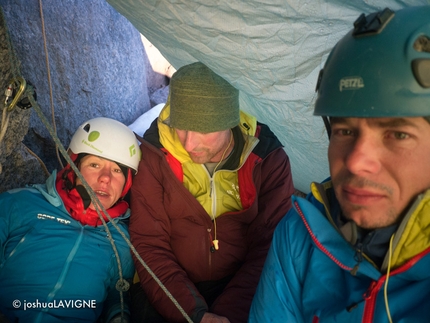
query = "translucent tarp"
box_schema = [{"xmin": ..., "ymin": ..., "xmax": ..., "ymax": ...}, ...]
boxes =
[{"xmin": 107, "ymin": 0, "xmax": 429, "ymax": 192}]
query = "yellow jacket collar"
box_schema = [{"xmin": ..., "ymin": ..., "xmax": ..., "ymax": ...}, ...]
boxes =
[{"xmin": 157, "ymin": 101, "xmax": 257, "ymax": 164}]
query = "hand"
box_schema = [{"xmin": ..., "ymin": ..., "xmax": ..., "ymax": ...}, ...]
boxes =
[{"xmin": 200, "ymin": 312, "xmax": 231, "ymax": 323}]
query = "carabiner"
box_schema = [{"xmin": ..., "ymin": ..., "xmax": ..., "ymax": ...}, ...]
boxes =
[{"xmin": 5, "ymin": 76, "xmax": 27, "ymax": 112}]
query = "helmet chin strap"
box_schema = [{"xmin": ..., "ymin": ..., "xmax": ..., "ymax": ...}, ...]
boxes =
[
  {"xmin": 120, "ymin": 168, "xmax": 132, "ymax": 198},
  {"xmin": 322, "ymin": 116, "xmax": 331, "ymax": 139},
  {"xmin": 76, "ymin": 185, "xmax": 92, "ymax": 209}
]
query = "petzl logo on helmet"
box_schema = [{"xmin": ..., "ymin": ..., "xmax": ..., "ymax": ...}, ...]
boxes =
[
  {"xmin": 339, "ymin": 76, "xmax": 364, "ymax": 92},
  {"xmin": 129, "ymin": 144, "xmax": 136, "ymax": 157},
  {"xmin": 88, "ymin": 131, "xmax": 100, "ymax": 142}
]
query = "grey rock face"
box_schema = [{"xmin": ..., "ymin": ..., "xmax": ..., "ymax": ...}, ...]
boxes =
[
  {"xmin": 0, "ymin": 0, "xmax": 153, "ymax": 191},
  {"xmin": 149, "ymin": 85, "xmax": 169, "ymax": 107}
]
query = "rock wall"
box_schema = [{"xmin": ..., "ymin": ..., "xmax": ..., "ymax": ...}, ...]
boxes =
[{"xmin": 0, "ymin": 0, "xmax": 157, "ymax": 192}]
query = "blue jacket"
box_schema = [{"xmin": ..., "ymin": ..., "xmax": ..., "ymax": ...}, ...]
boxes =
[
  {"xmin": 0, "ymin": 171, "xmax": 134, "ymax": 323},
  {"xmin": 249, "ymin": 180, "xmax": 430, "ymax": 323}
]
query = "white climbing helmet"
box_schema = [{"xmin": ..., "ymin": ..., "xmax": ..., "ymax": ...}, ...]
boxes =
[{"xmin": 68, "ymin": 117, "xmax": 141, "ymax": 174}]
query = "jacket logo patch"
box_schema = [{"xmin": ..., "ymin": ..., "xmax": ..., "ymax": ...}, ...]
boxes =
[
  {"xmin": 38, "ymin": 213, "xmax": 71, "ymax": 225},
  {"xmin": 226, "ymin": 184, "xmax": 240, "ymax": 199},
  {"xmin": 339, "ymin": 76, "xmax": 364, "ymax": 92}
]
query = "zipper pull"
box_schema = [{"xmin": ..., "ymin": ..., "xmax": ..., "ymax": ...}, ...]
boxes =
[
  {"xmin": 354, "ymin": 242, "xmax": 364, "ymax": 263},
  {"xmin": 208, "ymin": 229, "xmax": 216, "ymax": 253},
  {"xmin": 363, "ymin": 280, "xmax": 378, "ymax": 300},
  {"xmin": 213, "ymin": 239, "xmax": 219, "ymax": 250},
  {"xmin": 350, "ymin": 242, "xmax": 364, "ymax": 275},
  {"xmin": 350, "ymin": 264, "xmax": 360, "ymax": 276}
]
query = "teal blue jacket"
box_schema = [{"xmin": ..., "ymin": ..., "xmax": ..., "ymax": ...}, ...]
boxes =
[
  {"xmin": 0, "ymin": 171, "xmax": 134, "ymax": 323},
  {"xmin": 249, "ymin": 181, "xmax": 430, "ymax": 322}
]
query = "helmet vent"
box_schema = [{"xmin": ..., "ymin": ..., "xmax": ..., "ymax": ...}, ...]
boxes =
[
  {"xmin": 412, "ymin": 59, "xmax": 430, "ymax": 88},
  {"xmin": 414, "ymin": 36, "xmax": 430, "ymax": 53},
  {"xmin": 412, "ymin": 36, "xmax": 430, "ymax": 88},
  {"xmin": 83, "ymin": 123, "xmax": 91, "ymax": 133}
]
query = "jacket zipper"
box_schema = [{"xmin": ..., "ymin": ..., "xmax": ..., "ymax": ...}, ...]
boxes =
[
  {"xmin": 204, "ymin": 165, "xmax": 216, "ymax": 217},
  {"xmin": 205, "ymin": 167, "xmax": 215, "ymax": 279},
  {"xmin": 362, "ymin": 280, "xmax": 383, "ymax": 322},
  {"xmin": 210, "ymin": 177, "xmax": 216, "ymax": 216},
  {"xmin": 294, "ymin": 201, "xmax": 353, "ymax": 271}
]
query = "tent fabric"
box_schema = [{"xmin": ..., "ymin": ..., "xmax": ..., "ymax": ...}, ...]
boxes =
[{"xmin": 107, "ymin": 0, "xmax": 429, "ymax": 193}]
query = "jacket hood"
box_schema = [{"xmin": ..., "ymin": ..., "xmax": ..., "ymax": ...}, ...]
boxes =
[
  {"xmin": 31, "ymin": 170, "xmax": 131, "ymax": 221},
  {"xmin": 32, "ymin": 170, "xmax": 64, "ymax": 207},
  {"xmin": 307, "ymin": 181, "xmax": 430, "ymax": 273}
]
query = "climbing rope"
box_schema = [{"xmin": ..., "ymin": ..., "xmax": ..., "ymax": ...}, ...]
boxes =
[
  {"xmin": 23, "ymin": 143, "xmax": 50, "ymax": 177},
  {"xmin": 0, "ymin": 108, "xmax": 10, "ymax": 175},
  {"xmin": 38, "ymin": 0, "xmax": 63, "ymax": 168}
]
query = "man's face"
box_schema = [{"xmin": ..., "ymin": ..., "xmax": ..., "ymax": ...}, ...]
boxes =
[
  {"xmin": 175, "ymin": 128, "xmax": 232, "ymax": 164},
  {"xmin": 328, "ymin": 117, "xmax": 430, "ymax": 229},
  {"xmin": 75, "ymin": 155, "xmax": 125, "ymax": 210}
]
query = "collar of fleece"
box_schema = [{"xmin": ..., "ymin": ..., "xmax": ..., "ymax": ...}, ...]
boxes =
[{"xmin": 55, "ymin": 165, "xmax": 129, "ymax": 226}]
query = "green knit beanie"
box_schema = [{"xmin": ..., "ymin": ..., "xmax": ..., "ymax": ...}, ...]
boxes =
[{"xmin": 169, "ymin": 62, "xmax": 240, "ymax": 133}]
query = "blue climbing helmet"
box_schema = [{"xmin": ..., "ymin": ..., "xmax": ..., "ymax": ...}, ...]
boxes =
[{"xmin": 314, "ymin": 6, "xmax": 430, "ymax": 119}]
